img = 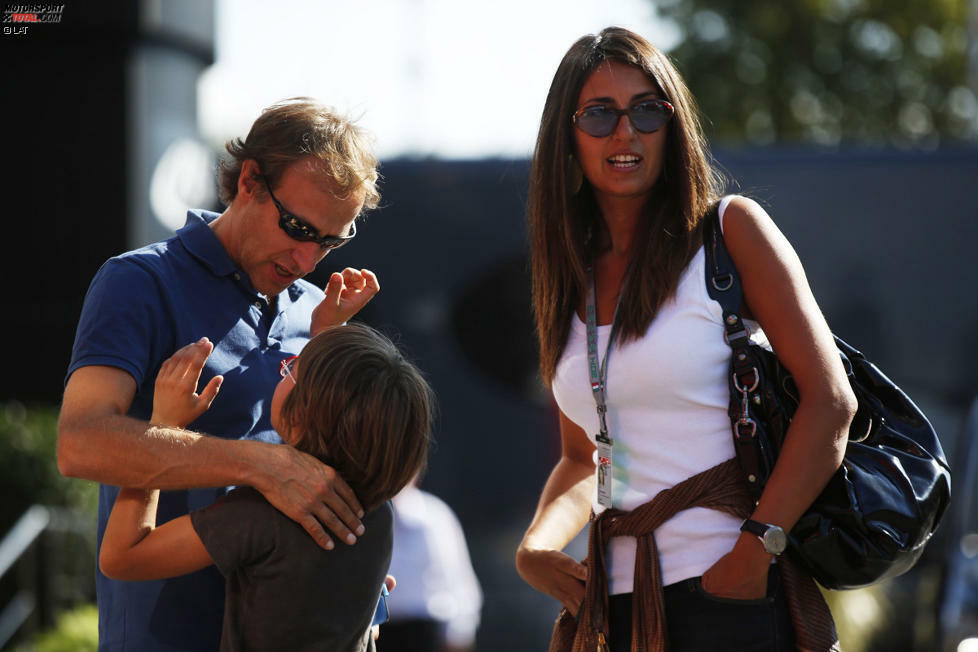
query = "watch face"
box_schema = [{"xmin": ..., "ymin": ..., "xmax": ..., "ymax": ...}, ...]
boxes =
[{"xmin": 763, "ymin": 527, "xmax": 787, "ymax": 555}]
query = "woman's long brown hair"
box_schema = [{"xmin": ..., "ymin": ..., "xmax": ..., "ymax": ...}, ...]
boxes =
[{"xmin": 529, "ymin": 26, "xmax": 726, "ymax": 385}]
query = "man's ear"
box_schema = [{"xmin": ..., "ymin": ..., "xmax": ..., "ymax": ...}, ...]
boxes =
[{"xmin": 237, "ymin": 159, "xmax": 262, "ymax": 199}]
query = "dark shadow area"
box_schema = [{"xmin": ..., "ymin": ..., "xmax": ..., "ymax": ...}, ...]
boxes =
[{"xmin": 450, "ymin": 254, "xmax": 541, "ymax": 401}]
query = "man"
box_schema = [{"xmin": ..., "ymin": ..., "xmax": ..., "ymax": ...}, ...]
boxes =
[{"xmin": 57, "ymin": 98, "xmax": 381, "ymax": 650}]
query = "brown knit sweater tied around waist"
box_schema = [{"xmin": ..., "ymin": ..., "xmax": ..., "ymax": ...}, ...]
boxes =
[{"xmin": 550, "ymin": 458, "xmax": 840, "ymax": 652}]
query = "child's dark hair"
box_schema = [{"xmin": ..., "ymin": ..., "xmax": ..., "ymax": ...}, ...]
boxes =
[{"xmin": 279, "ymin": 323, "xmax": 433, "ymax": 511}]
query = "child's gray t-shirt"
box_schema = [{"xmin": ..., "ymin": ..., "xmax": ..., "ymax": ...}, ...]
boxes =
[{"xmin": 191, "ymin": 486, "xmax": 393, "ymax": 651}]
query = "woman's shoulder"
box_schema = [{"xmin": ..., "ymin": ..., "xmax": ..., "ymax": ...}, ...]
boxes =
[{"xmin": 717, "ymin": 195, "xmax": 769, "ymax": 237}]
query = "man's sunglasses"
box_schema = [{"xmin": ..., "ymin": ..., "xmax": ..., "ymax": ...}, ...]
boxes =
[
  {"xmin": 262, "ymin": 177, "xmax": 356, "ymax": 251},
  {"xmin": 572, "ymin": 99, "xmax": 675, "ymax": 138}
]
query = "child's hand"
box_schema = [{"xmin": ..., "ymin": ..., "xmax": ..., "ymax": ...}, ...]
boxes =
[
  {"xmin": 151, "ymin": 338, "xmax": 223, "ymax": 427},
  {"xmin": 311, "ymin": 268, "xmax": 379, "ymax": 336}
]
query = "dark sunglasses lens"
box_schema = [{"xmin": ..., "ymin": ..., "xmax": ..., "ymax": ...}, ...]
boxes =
[
  {"xmin": 577, "ymin": 108, "xmax": 618, "ymax": 137},
  {"xmin": 322, "ymin": 222, "xmax": 355, "ymax": 250},
  {"xmin": 280, "ymin": 211, "xmax": 355, "ymax": 250},
  {"xmin": 320, "ymin": 229, "xmax": 354, "ymax": 251},
  {"xmin": 630, "ymin": 101, "xmax": 673, "ymax": 133},
  {"xmin": 280, "ymin": 216, "xmax": 318, "ymax": 243}
]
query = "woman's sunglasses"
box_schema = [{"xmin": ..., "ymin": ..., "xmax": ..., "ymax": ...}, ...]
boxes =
[{"xmin": 572, "ymin": 99, "xmax": 675, "ymax": 138}]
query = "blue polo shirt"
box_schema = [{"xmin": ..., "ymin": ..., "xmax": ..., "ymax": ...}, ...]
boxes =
[{"xmin": 67, "ymin": 209, "xmax": 323, "ymax": 651}]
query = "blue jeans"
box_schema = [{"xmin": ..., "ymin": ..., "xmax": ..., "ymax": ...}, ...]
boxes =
[{"xmin": 608, "ymin": 564, "xmax": 795, "ymax": 651}]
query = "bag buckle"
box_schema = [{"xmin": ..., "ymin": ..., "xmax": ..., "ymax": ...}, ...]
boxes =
[
  {"xmin": 712, "ymin": 273, "xmax": 733, "ymax": 292},
  {"xmin": 724, "ymin": 328, "xmax": 751, "ymax": 345},
  {"xmin": 733, "ymin": 368, "xmax": 759, "ymax": 442},
  {"xmin": 735, "ymin": 417, "xmax": 757, "ymax": 440},
  {"xmin": 733, "ymin": 368, "xmax": 759, "ymax": 394}
]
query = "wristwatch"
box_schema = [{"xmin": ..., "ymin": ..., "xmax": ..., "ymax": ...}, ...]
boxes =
[{"xmin": 741, "ymin": 519, "xmax": 787, "ymax": 555}]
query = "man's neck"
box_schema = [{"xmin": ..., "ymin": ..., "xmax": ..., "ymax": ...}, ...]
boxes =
[{"xmin": 208, "ymin": 206, "xmax": 236, "ymax": 255}]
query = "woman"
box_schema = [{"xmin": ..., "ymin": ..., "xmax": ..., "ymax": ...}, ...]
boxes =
[{"xmin": 515, "ymin": 27, "xmax": 857, "ymax": 651}]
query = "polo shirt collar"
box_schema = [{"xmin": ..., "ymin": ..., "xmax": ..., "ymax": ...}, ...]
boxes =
[
  {"xmin": 177, "ymin": 209, "xmax": 310, "ymax": 305},
  {"xmin": 177, "ymin": 209, "xmax": 239, "ymax": 278}
]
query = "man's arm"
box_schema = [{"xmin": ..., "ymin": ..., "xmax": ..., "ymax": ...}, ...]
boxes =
[{"xmin": 58, "ymin": 363, "xmax": 365, "ymax": 550}]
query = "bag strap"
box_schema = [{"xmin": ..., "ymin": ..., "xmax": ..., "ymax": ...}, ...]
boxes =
[
  {"xmin": 702, "ymin": 202, "xmax": 766, "ymax": 502},
  {"xmin": 701, "ymin": 204, "xmax": 750, "ymax": 344}
]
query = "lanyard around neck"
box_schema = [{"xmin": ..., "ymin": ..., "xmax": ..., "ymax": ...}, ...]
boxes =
[{"xmin": 585, "ymin": 267, "xmax": 622, "ymax": 440}]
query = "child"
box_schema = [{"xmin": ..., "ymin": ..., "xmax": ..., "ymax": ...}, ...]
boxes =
[{"xmin": 99, "ymin": 323, "xmax": 433, "ymax": 651}]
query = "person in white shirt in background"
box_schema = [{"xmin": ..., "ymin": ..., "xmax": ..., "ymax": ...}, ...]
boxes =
[{"xmin": 377, "ymin": 480, "xmax": 482, "ymax": 652}]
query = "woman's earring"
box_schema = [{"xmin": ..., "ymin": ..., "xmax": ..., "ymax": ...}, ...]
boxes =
[{"xmin": 568, "ymin": 156, "xmax": 583, "ymax": 195}]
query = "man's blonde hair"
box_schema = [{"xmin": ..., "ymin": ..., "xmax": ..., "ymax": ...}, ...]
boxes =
[{"xmin": 218, "ymin": 97, "xmax": 380, "ymax": 211}]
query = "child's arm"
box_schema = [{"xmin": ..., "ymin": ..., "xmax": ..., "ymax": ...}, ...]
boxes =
[
  {"xmin": 100, "ymin": 490, "xmax": 212, "ymax": 580},
  {"xmin": 311, "ymin": 268, "xmax": 380, "ymax": 336},
  {"xmin": 99, "ymin": 339, "xmax": 223, "ymax": 581}
]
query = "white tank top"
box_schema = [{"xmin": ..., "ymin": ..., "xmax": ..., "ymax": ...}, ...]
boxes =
[{"xmin": 552, "ymin": 197, "xmax": 770, "ymax": 592}]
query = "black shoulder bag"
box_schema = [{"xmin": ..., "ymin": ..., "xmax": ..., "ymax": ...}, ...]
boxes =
[{"xmin": 703, "ymin": 207, "xmax": 951, "ymax": 589}]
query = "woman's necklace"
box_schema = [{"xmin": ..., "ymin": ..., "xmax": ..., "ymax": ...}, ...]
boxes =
[{"xmin": 585, "ymin": 266, "xmax": 623, "ymax": 508}]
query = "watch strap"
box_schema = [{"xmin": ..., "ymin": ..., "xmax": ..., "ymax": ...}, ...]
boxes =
[
  {"xmin": 741, "ymin": 518, "xmax": 786, "ymax": 555},
  {"xmin": 740, "ymin": 518, "xmax": 769, "ymax": 538}
]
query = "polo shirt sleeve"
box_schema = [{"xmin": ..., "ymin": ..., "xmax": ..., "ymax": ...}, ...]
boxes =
[
  {"xmin": 67, "ymin": 256, "xmax": 174, "ymax": 388},
  {"xmin": 190, "ymin": 487, "xmax": 276, "ymax": 577}
]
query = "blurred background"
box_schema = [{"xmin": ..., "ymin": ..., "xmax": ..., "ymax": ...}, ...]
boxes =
[{"xmin": 2, "ymin": 0, "xmax": 977, "ymax": 649}]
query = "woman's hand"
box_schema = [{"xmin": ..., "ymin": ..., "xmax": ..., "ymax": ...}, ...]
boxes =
[
  {"xmin": 151, "ymin": 338, "xmax": 223, "ymax": 428},
  {"xmin": 700, "ymin": 533, "xmax": 771, "ymax": 599},
  {"xmin": 516, "ymin": 410, "xmax": 595, "ymax": 614},
  {"xmin": 516, "ymin": 546, "xmax": 588, "ymax": 615}
]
